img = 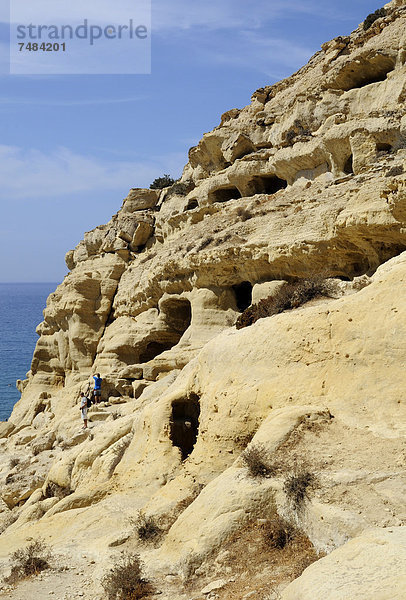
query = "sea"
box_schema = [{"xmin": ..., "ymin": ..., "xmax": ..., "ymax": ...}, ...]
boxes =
[{"xmin": 0, "ymin": 283, "xmax": 57, "ymax": 421}]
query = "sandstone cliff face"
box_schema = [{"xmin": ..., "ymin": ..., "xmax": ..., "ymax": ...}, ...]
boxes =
[{"xmin": 1, "ymin": 3, "xmax": 406, "ymax": 599}]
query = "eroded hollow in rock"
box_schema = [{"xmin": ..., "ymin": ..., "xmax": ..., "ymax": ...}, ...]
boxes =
[
  {"xmin": 170, "ymin": 394, "xmax": 200, "ymax": 460},
  {"xmin": 233, "ymin": 281, "xmax": 253, "ymax": 312},
  {"xmin": 344, "ymin": 155, "xmax": 354, "ymax": 175},
  {"xmin": 330, "ymin": 55, "xmax": 395, "ymax": 91},
  {"xmin": 185, "ymin": 199, "xmax": 199, "ymax": 211},
  {"xmin": 210, "ymin": 186, "xmax": 242, "ymax": 203},
  {"xmin": 376, "ymin": 143, "xmax": 392, "ymax": 153},
  {"xmin": 251, "ymin": 175, "xmax": 288, "ymax": 195},
  {"xmin": 139, "ymin": 341, "xmax": 175, "ymax": 363},
  {"xmin": 160, "ymin": 297, "xmax": 192, "ymax": 334}
]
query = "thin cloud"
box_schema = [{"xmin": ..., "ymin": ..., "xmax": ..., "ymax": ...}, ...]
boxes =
[
  {"xmin": 152, "ymin": 0, "xmax": 353, "ymax": 33},
  {"xmin": 0, "ymin": 145, "xmax": 186, "ymax": 199}
]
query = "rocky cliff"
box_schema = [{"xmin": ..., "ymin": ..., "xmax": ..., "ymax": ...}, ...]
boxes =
[{"xmin": 1, "ymin": 2, "xmax": 406, "ymax": 598}]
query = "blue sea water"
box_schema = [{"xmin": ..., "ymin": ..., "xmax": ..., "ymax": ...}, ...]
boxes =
[{"xmin": 0, "ymin": 283, "xmax": 57, "ymax": 421}]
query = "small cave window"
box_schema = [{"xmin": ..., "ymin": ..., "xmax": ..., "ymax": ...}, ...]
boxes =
[
  {"xmin": 210, "ymin": 186, "xmax": 242, "ymax": 203},
  {"xmin": 233, "ymin": 281, "xmax": 253, "ymax": 312},
  {"xmin": 331, "ymin": 56, "xmax": 395, "ymax": 92},
  {"xmin": 249, "ymin": 175, "xmax": 287, "ymax": 195},
  {"xmin": 376, "ymin": 143, "xmax": 392, "ymax": 153},
  {"xmin": 343, "ymin": 155, "xmax": 354, "ymax": 175},
  {"xmin": 160, "ymin": 297, "xmax": 192, "ymax": 334},
  {"xmin": 185, "ymin": 199, "xmax": 199, "ymax": 211},
  {"xmin": 138, "ymin": 298, "xmax": 192, "ymax": 364},
  {"xmin": 169, "ymin": 394, "xmax": 200, "ymax": 460},
  {"xmin": 139, "ymin": 341, "xmax": 175, "ymax": 363}
]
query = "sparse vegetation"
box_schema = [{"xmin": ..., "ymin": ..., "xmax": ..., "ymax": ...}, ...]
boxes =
[
  {"xmin": 9, "ymin": 457, "xmax": 20, "ymax": 469},
  {"xmin": 283, "ymin": 469, "xmax": 317, "ymax": 512},
  {"xmin": 149, "ymin": 174, "xmax": 176, "ymax": 190},
  {"xmin": 101, "ymin": 552, "xmax": 154, "ymax": 600},
  {"xmin": 44, "ymin": 481, "xmax": 72, "ymax": 500},
  {"xmin": 0, "ymin": 512, "xmax": 19, "ymax": 535},
  {"xmin": 167, "ymin": 180, "xmax": 195, "ymax": 198},
  {"xmin": 363, "ymin": 7, "xmax": 386, "ymax": 30},
  {"xmin": 386, "ymin": 165, "xmax": 404, "ymax": 177},
  {"xmin": 285, "ymin": 120, "xmax": 312, "ymax": 145},
  {"xmin": 236, "ymin": 206, "xmax": 253, "ymax": 221},
  {"xmin": 196, "ymin": 236, "xmax": 214, "ymax": 251},
  {"xmin": 131, "ymin": 511, "xmax": 162, "ymax": 543},
  {"xmin": 5, "ymin": 539, "xmax": 51, "ymax": 584},
  {"xmin": 236, "ymin": 277, "xmax": 335, "ymax": 329},
  {"xmin": 242, "ymin": 443, "xmax": 279, "ymax": 478},
  {"xmin": 261, "ymin": 515, "xmax": 297, "ymax": 550}
]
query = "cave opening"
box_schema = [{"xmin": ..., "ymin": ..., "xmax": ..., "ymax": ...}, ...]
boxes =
[
  {"xmin": 343, "ymin": 155, "xmax": 354, "ymax": 175},
  {"xmin": 252, "ymin": 175, "xmax": 288, "ymax": 195},
  {"xmin": 376, "ymin": 143, "xmax": 392, "ymax": 153},
  {"xmin": 331, "ymin": 56, "xmax": 395, "ymax": 92},
  {"xmin": 138, "ymin": 298, "xmax": 192, "ymax": 364},
  {"xmin": 169, "ymin": 394, "xmax": 200, "ymax": 460},
  {"xmin": 210, "ymin": 186, "xmax": 242, "ymax": 203},
  {"xmin": 233, "ymin": 281, "xmax": 253, "ymax": 312},
  {"xmin": 139, "ymin": 341, "xmax": 175, "ymax": 363},
  {"xmin": 185, "ymin": 199, "xmax": 199, "ymax": 211},
  {"xmin": 160, "ymin": 297, "xmax": 192, "ymax": 334}
]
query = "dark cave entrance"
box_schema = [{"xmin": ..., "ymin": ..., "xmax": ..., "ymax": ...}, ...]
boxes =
[
  {"xmin": 376, "ymin": 143, "xmax": 392, "ymax": 153},
  {"xmin": 139, "ymin": 341, "xmax": 175, "ymax": 363},
  {"xmin": 138, "ymin": 298, "xmax": 192, "ymax": 364},
  {"xmin": 233, "ymin": 281, "xmax": 253, "ymax": 312},
  {"xmin": 185, "ymin": 199, "xmax": 199, "ymax": 211},
  {"xmin": 343, "ymin": 155, "xmax": 354, "ymax": 175},
  {"xmin": 170, "ymin": 394, "xmax": 200, "ymax": 460},
  {"xmin": 210, "ymin": 186, "xmax": 242, "ymax": 203},
  {"xmin": 252, "ymin": 175, "xmax": 288, "ymax": 195}
]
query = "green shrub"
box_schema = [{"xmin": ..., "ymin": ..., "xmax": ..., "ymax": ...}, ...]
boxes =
[
  {"xmin": 149, "ymin": 174, "xmax": 176, "ymax": 190},
  {"xmin": 6, "ymin": 539, "xmax": 51, "ymax": 584},
  {"xmin": 101, "ymin": 553, "xmax": 153, "ymax": 599},
  {"xmin": 236, "ymin": 277, "xmax": 335, "ymax": 329},
  {"xmin": 167, "ymin": 180, "xmax": 195, "ymax": 198},
  {"xmin": 363, "ymin": 7, "xmax": 386, "ymax": 30}
]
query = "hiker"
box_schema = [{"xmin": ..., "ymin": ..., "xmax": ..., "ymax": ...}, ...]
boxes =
[
  {"xmin": 93, "ymin": 373, "xmax": 103, "ymax": 403},
  {"xmin": 80, "ymin": 392, "xmax": 89, "ymax": 429}
]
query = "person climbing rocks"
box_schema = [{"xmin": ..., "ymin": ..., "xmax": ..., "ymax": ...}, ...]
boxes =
[
  {"xmin": 93, "ymin": 373, "xmax": 103, "ymax": 403},
  {"xmin": 80, "ymin": 392, "xmax": 89, "ymax": 429}
]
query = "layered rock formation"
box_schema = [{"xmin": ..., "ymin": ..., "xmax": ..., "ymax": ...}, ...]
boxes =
[{"xmin": 1, "ymin": 2, "xmax": 406, "ymax": 598}]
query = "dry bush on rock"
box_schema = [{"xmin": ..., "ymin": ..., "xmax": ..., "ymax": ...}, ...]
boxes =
[
  {"xmin": 102, "ymin": 553, "xmax": 154, "ymax": 600},
  {"xmin": 8, "ymin": 457, "xmax": 19, "ymax": 469},
  {"xmin": 131, "ymin": 512, "xmax": 162, "ymax": 543},
  {"xmin": 283, "ymin": 469, "xmax": 317, "ymax": 512},
  {"xmin": 44, "ymin": 481, "xmax": 72, "ymax": 500},
  {"xmin": 262, "ymin": 515, "xmax": 297, "ymax": 550},
  {"xmin": 242, "ymin": 443, "xmax": 279, "ymax": 478},
  {"xmin": 236, "ymin": 277, "xmax": 335, "ymax": 329},
  {"xmin": 5, "ymin": 539, "xmax": 51, "ymax": 584},
  {"xmin": 236, "ymin": 206, "xmax": 253, "ymax": 221}
]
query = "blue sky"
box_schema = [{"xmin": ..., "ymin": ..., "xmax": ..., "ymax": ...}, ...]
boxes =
[{"xmin": 0, "ymin": 0, "xmax": 383, "ymax": 282}]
